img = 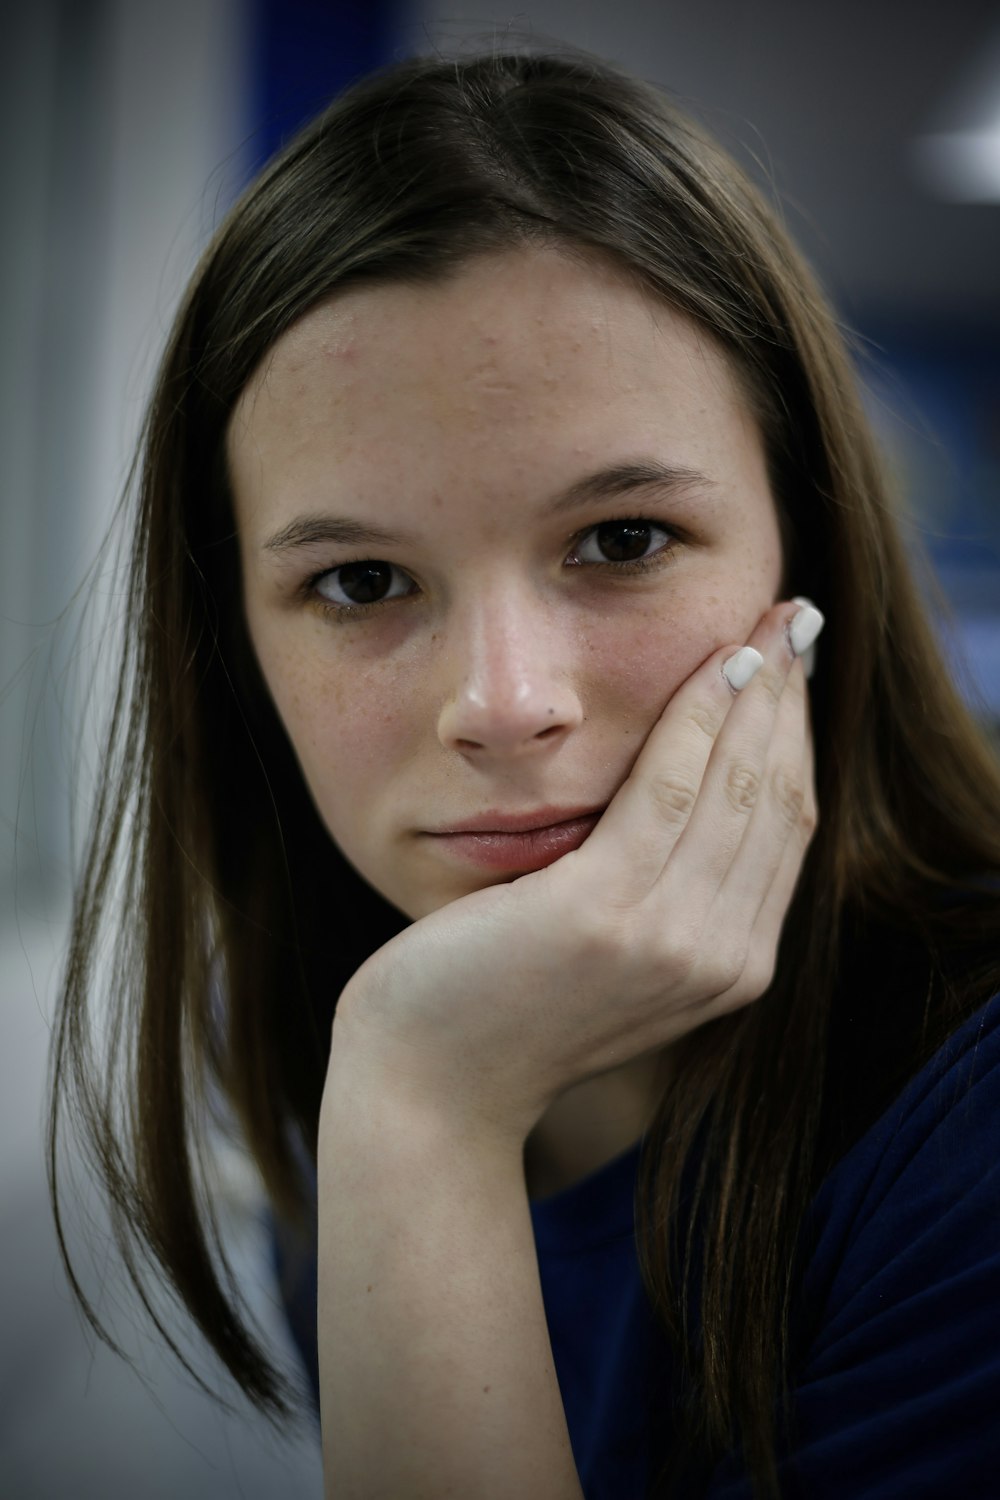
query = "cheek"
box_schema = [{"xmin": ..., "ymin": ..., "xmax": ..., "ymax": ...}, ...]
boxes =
[
  {"xmin": 257, "ymin": 640, "xmax": 418, "ymax": 835},
  {"xmin": 583, "ymin": 572, "xmax": 778, "ymax": 735}
]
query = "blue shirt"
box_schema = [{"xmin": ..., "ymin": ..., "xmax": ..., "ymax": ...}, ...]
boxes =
[
  {"xmin": 270, "ymin": 990, "xmax": 1000, "ymax": 1497},
  {"xmin": 533, "ymin": 989, "xmax": 1000, "ymax": 1497}
]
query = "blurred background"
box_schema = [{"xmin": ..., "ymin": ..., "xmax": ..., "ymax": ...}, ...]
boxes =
[{"xmin": 2, "ymin": 1, "xmax": 998, "ymax": 1494}]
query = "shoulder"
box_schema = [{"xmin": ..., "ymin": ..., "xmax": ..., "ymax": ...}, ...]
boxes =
[
  {"xmin": 783, "ymin": 991, "xmax": 1000, "ymax": 1496},
  {"xmin": 808, "ymin": 986, "xmax": 1000, "ymax": 1265}
]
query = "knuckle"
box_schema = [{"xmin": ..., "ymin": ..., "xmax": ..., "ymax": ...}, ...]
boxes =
[
  {"xmin": 743, "ymin": 946, "xmax": 777, "ymax": 999},
  {"xmin": 648, "ymin": 914, "xmax": 701, "ymax": 982},
  {"xmin": 648, "ymin": 773, "xmax": 698, "ymax": 826},
  {"xmin": 770, "ymin": 764, "xmax": 805, "ymax": 827},
  {"xmin": 665, "ymin": 928, "xmax": 701, "ymax": 981},
  {"xmin": 579, "ymin": 894, "xmax": 655, "ymax": 969},
  {"xmin": 699, "ymin": 940, "xmax": 746, "ymax": 995},
  {"xmin": 687, "ymin": 701, "xmax": 719, "ymax": 741},
  {"xmin": 757, "ymin": 664, "xmax": 786, "ymax": 708},
  {"xmin": 576, "ymin": 898, "xmax": 632, "ymax": 959},
  {"xmin": 724, "ymin": 760, "xmax": 761, "ymax": 814}
]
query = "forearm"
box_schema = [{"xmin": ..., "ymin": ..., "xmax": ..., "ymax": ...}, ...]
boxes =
[{"xmin": 317, "ymin": 1029, "xmax": 584, "ymax": 1500}]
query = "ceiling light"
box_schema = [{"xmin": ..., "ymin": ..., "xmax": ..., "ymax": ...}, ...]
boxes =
[{"xmin": 914, "ymin": 127, "xmax": 1000, "ymax": 202}]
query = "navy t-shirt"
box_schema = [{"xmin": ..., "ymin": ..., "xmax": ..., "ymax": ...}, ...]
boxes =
[{"xmin": 269, "ymin": 989, "xmax": 1000, "ymax": 1497}]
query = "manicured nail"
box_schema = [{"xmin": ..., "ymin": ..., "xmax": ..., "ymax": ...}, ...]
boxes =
[
  {"xmin": 722, "ymin": 646, "xmax": 764, "ymax": 692},
  {"xmin": 791, "ymin": 598, "xmax": 821, "ymax": 678},
  {"xmin": 788, "ymin": 602, "xmax": 824, "ymax": 658}
]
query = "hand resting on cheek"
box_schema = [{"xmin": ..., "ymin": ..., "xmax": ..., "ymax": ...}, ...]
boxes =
[{"xmin": 325, "ymin": 596, "xmax": 823, "ymax": 1149}]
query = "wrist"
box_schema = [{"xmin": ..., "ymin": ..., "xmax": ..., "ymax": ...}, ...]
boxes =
[{"xmin": 321, "ymin": 1001, "xmax": 531, "ymax": 1163}]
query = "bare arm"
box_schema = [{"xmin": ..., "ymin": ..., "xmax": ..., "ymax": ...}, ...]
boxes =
[
  {"xmin": 317, "ymin": 1022, "xmax": 585, "ymax": 1500},
  {"xmin": 316, "ymin": 603, "xmax": 819, "ymax": 1495}
]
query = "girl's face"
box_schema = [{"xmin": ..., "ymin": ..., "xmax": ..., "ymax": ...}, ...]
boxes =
[{"xmin": 228, "ymin": 247, "xmax": 784, "ymax": 920}]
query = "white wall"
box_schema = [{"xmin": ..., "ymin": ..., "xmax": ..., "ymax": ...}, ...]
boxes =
[
  {"xmin": 1, "ymin": 3, "xmax": 323, "ymax": 1493},
  {"xmin": 1, "ymin": 0, "xmax": 253, "ymax": 906}
]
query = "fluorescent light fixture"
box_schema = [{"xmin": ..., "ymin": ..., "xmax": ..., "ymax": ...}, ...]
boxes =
[{"xmin": 914, "ymin": 126, "xmax": 1000, "ymax": 201}]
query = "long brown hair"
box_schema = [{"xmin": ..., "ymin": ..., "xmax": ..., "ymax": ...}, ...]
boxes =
[{"xmin": 48, "ymin": 44, "xmax": 1000, "ymax": 1495}]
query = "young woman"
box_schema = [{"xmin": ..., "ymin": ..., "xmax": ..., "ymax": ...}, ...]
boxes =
[{"xmin": 49, "ymin": 46, "xmax": 1000, "ymax": 1500}]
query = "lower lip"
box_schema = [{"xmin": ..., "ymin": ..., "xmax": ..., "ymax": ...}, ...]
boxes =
[{"xmin": 427, "ymin": 814, "xmax": 602, "ymax": 872}]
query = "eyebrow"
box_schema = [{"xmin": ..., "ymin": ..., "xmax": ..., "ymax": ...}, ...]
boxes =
[{"xmin": 261, "ymin": 459, "xmax": 715, "ymax": 555}]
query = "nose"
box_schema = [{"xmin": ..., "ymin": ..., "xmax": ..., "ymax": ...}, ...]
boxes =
[{"xmin": 436, "ymin": 590, "xmax": 584, "ymax": 758}]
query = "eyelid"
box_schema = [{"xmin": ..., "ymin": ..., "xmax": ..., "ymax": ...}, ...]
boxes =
[
  {"xmin": 303, "ymin": 512, "xmax": 682, "ymax": 620},
  {"xmin": 307, "ymin": 558, "xmax": 416, "ymax": 609},
  {"xmin": 567, "ymin": 517, "xmax": 675, "ymax": 565}
]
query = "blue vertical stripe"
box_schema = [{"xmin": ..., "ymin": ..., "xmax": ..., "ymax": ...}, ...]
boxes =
[{"xmin": 247, "ymin": 0, "xmax": 406, "ymax": 173}]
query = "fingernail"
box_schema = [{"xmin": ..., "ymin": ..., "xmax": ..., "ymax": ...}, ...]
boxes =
[
  {"xmin": 722, "ymin": 646, "xmax": 764, "ymax": 692},
  {"xmin": 792, "ymin": 599, "xmax": 821, "ymax": 678},
  {"xmin": 788, "ymin": 602, "xmax": 824, "ymax": 658}
]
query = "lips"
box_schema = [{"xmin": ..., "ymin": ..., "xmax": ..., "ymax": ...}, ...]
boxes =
[
  {"xmin": 424, "ymin": 806, "xmax": 605, "ymax": 873},
  {"xmin": 429, "ymin": 805, "xmax": 605, "ymax": 835}
]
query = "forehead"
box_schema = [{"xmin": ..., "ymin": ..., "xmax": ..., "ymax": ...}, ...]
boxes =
[{"xmin": 226, "ymin": 247, "xmax": 766, "ymax": 522}]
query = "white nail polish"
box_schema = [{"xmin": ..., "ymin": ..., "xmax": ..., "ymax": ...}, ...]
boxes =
[
  {"xmin": 789, "ymin": 603, "xmax": 824, "ymax": 657},
  {"xmin": 722, "ymin": 646, "xmax": 764, "ymax": 691}
]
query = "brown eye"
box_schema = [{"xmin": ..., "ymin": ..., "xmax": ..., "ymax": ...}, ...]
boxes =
[
  {"xmin": 316, "ymin": 560, "xmax": 412, "ymax": 608},
  {"xmin": 571, "ymin": 518, "xmax": 673, "ymax": 567},
  {"xmin": 594, "ymin": 520, "xmax": 655, "ymax": 561}
]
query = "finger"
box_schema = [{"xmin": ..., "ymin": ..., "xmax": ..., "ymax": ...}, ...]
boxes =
[
  {"xmin": 715, "ymin": 654, "xmax": 814, "ymax": 917},
  {"xmin": 583, "ymin": 600, "xmax": 819, "ymax": 899},
  {"xmin": 579, "ymin": 636, "xmax": 754, "ymax": 894},
  {"xmin": 654, "ymin": 602, "xmax": 819, "ymax": 907},
  {"xmin": 704, "ymin": 661, "xmax": 818, "ymax": 1016}
]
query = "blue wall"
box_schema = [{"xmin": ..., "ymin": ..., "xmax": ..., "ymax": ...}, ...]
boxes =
[
  {"xmin": 247, "ymin": 0, "xmax": 406, "ymax": 172},
  {"xmin": 862, "ymin": 326, "xmax": 1000, "ymax": 716}
]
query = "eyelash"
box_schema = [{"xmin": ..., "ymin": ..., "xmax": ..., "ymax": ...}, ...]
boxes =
[{"xmin": 304, "ymin": 516, "xmax": 680, "ymax": 622}]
